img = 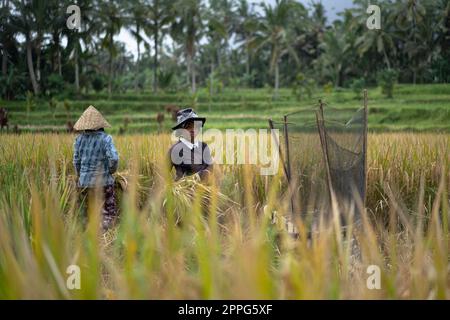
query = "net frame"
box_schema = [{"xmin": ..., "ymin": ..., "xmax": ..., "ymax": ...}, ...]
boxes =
[
  {"xmin": 268, "ymin": 90, "xmax": 369, "ymax": 225},
  {"xmin": 316, "ymin": 91, "xmax": 368, "ymax": 223}
]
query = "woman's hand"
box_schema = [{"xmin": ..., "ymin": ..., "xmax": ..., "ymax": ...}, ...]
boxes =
[{"xmin": 198, "ymin": 169, "xmax": 211, "ymax": 181}]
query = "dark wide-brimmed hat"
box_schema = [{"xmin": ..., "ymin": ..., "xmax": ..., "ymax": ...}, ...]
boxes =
[{"xmin": 171, "ymin": 108, "xmax": 206, "ymax": 130}]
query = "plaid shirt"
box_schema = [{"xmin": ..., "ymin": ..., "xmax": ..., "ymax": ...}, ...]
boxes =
[{"xmin": 73, "ymin": 131, "xmax": 119, "ymax": 187}]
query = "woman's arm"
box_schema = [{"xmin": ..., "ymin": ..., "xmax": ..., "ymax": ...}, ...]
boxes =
[
  {"xmin": 73, "ymin": 136, "xmax": 81, "ymax": 176},
  {"xmin": 168, "ymin": 143, "xmax": 185, "ymax": 180},
  {"xmin": 199, "ymin": 143, "xmax": 214, "ymax": 181},
  {"xmin": 104, "ymin": 135, "xmax": 119, "ymax": 174}
]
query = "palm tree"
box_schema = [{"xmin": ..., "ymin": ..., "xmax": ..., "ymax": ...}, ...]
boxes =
[
  {"xmin": 65, "ymin": 0, "xmax": 97, "ymax": 94},
  {"xmin": 352, "ymin": 0, "xmax": 396, "ymax": 70},
  {"xmin": 11, "ymin": 0, "xmax": 49, "ymax": 95},
  {"xmin": 171, "ymin": 0, "xmax": 204, "ymax": 94},
  {"xmin": 250, "ymin": 0, "xmax": 300, "ymax": 98},
  {"xmin": 124, "ymin": 0, "xmax": 148, "ymax": 92},
  {"xmin": 394, "ymin": 0, "xmax": 427, "ymax": 84},
  {"xmin": 208, "ymin": 0, "xmax": 236, "ymax": 83},
  {"xmin": 30, "ymin": 0, "xmax": 47, "ymax": 88},
  {"xmin": 47, "ymin": 2, "xmax": 68, "ymax": 77},
  {"xmin": 310, "ymin": 1, "xmax": 326, "ymax": 59},
  {"xmin": 318, "ymin": 24, "xmax": 351, "ymax": 87},
  {"xmin": 0, "ymin": 0, "xmax": 12, "ymax": 78},
  {"xmin": 96, "ymin": 0, "xmax": 123, "ymax": 98},
  {"xmin": 235, "ymin": 0, "xmax": 258, "ymax": 86},
  {"xmin": 435, "ymin": 0, "xmax": 450, "ymax": 81},
  {"xmin": 205, "ymin": 11, "xmax": 227, "ymax": 98},
  {"xmin": 144, "ymin": 0, "xmax": 175, "ymax": 93}
]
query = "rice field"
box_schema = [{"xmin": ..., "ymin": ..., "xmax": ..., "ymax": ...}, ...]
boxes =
[
  {"xmin": 0, "ymin": 132, "xmax": 449, "ymax": 299},
  {"xmin": 3, "ymin": 84, "xmax": 450, "ymax": 133}
]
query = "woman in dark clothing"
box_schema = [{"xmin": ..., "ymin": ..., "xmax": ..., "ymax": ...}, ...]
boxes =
[{"xmin": 169, "ymin": 108, "xmax": 213, "ymax": 181}]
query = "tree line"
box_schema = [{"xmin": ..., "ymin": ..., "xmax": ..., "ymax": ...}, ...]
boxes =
[{"xmin": 0, "ymin": 0, "xmax": 449, "ymax": 100}]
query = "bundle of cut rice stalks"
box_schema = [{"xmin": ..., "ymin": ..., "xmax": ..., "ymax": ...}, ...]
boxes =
[
  {"xmin": 164, "ymin": 174, "xmax": 238, "ymax": 225},
  {"xmin": 113, "ymin": 170, "xmax": 151, "ymax": 210},
  {"xmin": 67, "ymin": 171, "xmax": 149, "ymax": 212}
]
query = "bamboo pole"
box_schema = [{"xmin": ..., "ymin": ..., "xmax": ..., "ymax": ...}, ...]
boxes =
[
  {"xmin": 268, "ymin": 119, "xmax": 289, "ymax": 181},
  {"xmin": 283, "ymin": 115, "xmax": 295, "ymax": 219},
  {"xmin": 363, "ymin": 89, "xmax": 368, "ymax": 207},
  {"xmin": 316, "ymin": 100, "xmax": 334, "ymax": 216}
]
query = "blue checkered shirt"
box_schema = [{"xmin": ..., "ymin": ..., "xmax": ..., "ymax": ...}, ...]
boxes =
[{"xmin": 73, "ymin": 131, "xmax": 119, "ymax": 187}]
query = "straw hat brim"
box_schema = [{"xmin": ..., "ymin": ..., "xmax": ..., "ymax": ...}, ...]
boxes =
[{"xmin": 73, "ymin": 106, "xmax": 111, "ymax": 131}]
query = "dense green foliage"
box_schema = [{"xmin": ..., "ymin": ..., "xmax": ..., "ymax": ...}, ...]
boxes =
[
  {"xmin": 0, "ymin": 132, "xmax": 448, "ymax": 299},
  {"xmin": 1, "ymin": 0, "xmax": 449, "ymax": 101}
]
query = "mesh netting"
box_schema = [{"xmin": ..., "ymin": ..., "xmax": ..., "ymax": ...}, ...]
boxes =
[
  {"xmin": 269, "ymin": 108, "xmax": 328, "ymax": 223},
  {"xmin": 269, "ymin": 102, "xmax": 367, "ymax": 225},
  {"xmin": 317, "ymin": 105, "xmax": 367, "ymax": 223}
]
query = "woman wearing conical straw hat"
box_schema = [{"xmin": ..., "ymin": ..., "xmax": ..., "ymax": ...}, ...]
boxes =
[{"xmin": 73, "ymin": 106, "xmax": 119, "ymax": 230}]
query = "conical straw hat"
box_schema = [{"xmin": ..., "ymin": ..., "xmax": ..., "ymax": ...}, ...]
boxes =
[{"xmin": 73, "ymin": 105, "xmax": 111, "ymax": 131}]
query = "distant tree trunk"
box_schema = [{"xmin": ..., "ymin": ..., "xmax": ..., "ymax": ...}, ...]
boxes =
[
  {"xmin": 53, "ymin": 32, "xmax": 62, "ymax": 77},
  {"xmin": 2, "ymin": 0, "xmax": 8, "ymax": 77},
  {"xmin": 58, "ymin": 49, "xmax": 62, "ymax": 76},
  {"xmin": 224, "ymin": 38, "xmax": 232, "ymax": 84},
  {"xmin": 51, "ymin": 33, "xmax": 56, "ymax": 73},
  {"xmin": 1, "ymin": 48, "xmax": 7, "ymax": 77},
  {"xmin": 135, "ymin": 24, "xmax": 141, "ymax": 93},
  {"xmin": 74, "ymin": 48, "xmax": 80, "ymax": 93},
  {"xmin": 209, "ymin": 62, "xmax": 214, "ymax": 112},
  {"xmin": 35, "ymin": 35, "xmax": 42, "ymax": 84},
  {"xmin": 335, "ymin": 63, "xmax": 343, "ymax": 87},
  {"xmin": 189, "ymin": 54, "xmax": 196, "ymax": 94},
  {"xmin": 153, "ymin": 24, "xmax": 158, "ymax": 93},
  {"xmin": 210, "ymin": 63, "xmax": 214, "ymax": 96},
  {"xmin": 108, "ymin": 56, "xmax": 113, "ymax": 97},
  {"xmin": 412, "ymin": 9, "xmax": 417, "ymax": 85},
  {"xmin": 108, "ymin": 34, "xmax": 113, "ymax": 98},
  {"xmin": 26, "ymin": 37, "xmax": 40, "ymax": 95},
  {"xmin": 383, "ymin": 48, "xmax": 391, "ymax": 70},
  {"xmin": 185, "ymin": 61, "xmax": 189, "ymax": 88},
  {"xmin": 2, "ymin": 0, "xmax": 9, "ymax": 77},
  {"xmin": 216, "ymin": 46, "xmax": 221, "ymax": 68},
  {"xmin": 274, "ymin": 61, "xmax": 279, "ymax": 99},
  {"xmin": 246, "ymin": 48, "xmax": 250, "ymax": 86},
  {"xmin": 36, "ymin": 52, "xmax": 41, "ymax": 83},
  {"xmin": 334, "ymin": 65, "xmax": 345, "ymax": 87}
]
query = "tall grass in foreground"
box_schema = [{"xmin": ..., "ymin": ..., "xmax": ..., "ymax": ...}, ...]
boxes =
[{"xmin": 0, "ymin": 133, "xmax": 448, "ymax": 299}]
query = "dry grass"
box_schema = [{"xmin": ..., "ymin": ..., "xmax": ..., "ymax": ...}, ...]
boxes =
[{"xmin": 0, "ymin": 133, "xmax": 448, "ymax": 299}]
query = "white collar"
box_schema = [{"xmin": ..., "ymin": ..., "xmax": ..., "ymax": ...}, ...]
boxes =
[{"xmin": 179, "ymin": 137, "xmax": 199, "ymax": 150}]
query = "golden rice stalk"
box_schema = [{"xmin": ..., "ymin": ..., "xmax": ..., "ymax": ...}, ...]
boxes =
[
  {"xmin": 166, "ymin": 174, "xmax": 238, "ymax": 224},
  {"xmin": 67, "ymin": 172, "xmax": 131, "ymax": 192},
  {"xmin": 113, "ymin": 171, "xmax": 130, "ymax": 192}
]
